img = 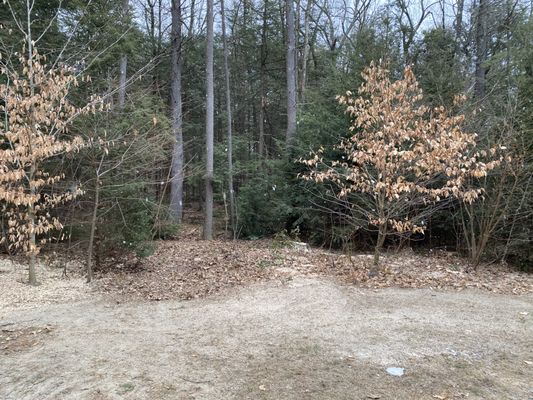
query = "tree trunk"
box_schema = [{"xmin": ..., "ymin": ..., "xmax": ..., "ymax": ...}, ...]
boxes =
[
  {"xmin": 258, "ymin": 0, "xmax": 269, "ymax": 157},
  {"xmin": 118, "ymin": 0, "xmax": 129, "ymax": 109},
  {"xmin": 285, "ymin": 0, "xmax": 297, "ymax": 147},
  {"xmin": 454, "ymin": 0, "xmax": 464, "ymax": 57},
  {"xmin": 28, "ymin": 203, "xmax": 37, "ymax": 286},
  {"xmin": 220, "ymin": 0, "xmax": 236, "ymax": 237},
  {"xmin": 170, "ymin": 0, "xmax": 184, "ymax": 223},
  {"xmin": 87, "ymin": 178, "xmax": 100, "ymax": 283},
  {"xmin": 204, "ymin": 0, "xmax": 215, "ymax": 240},
  {"xmin": 299, "ymin": 0, "xmax": 312, "ymax": 104},
  {"xmin": 118, "ymin": 55, "xmax": 127, "ymax": 108},
  {"xmin": 26, "ymin": 1, "xmax": 37, "ymax": 286},
  {"xmin": 189, "ymin": 0, "xmax": 196, "ymax": 37},
  {"xmin": 474, "ymin": 0, "xmax": 488, "ymax": 99},
  {"xmin": 371, "ymin": 223, "xmax": 387, "ymax": 275}
]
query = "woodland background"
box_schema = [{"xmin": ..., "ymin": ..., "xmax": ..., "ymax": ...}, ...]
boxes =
[{"xmin": 0, "ymin": 0, "xmax": 531, "ymax": 276}]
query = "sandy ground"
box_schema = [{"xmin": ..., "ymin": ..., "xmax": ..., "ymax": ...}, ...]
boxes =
[{"xmin": 1, "ymin": 276, "xmax": 532, "ymax": 400}]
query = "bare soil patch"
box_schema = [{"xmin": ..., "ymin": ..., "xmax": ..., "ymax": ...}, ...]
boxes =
[
  {"xmin": 0, "ymin": 277, "xmax": 532, "ymax": 400},
  {"xmin": 1, "ymin": 230, "xmax": 531, "ymax": 399}
]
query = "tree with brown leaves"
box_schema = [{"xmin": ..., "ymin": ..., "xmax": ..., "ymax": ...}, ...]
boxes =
[
  {"xmin": 301, "ymin": 62, "xmax": 502, "ymax": 273},
  {"xmin": 0, "ymin": 49, "xmax": 100, "ymax": 285}
]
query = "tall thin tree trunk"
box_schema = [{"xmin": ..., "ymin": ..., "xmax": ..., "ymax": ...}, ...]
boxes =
[
  {"xmin": 189, "ymin": 0, "xmax": 196, "ymax": 37},
  {"xmin": 285, "ymin": 0, "xmax": 297, "ymax": 147},
  {"xmin": 118, "ymin": 0, "xmax": 129, "ymax": 109},
  {"xmin": 474, "ymin": 0, "xmax": 488, "ymax": 99},
  {"xmin": 204, "ymin": 0, "xmax": 215, "ymax": 240},
  {"xmin": 454, "ymin": 0, "xmax": 464, "ymax": 57},
  {"xmin": 28, "ymin": 200, "xmax": 37, "ymax": 285},
  {"xmin": 259, "ymin": 0, "xmax": 268, "ymax": 157},
  {"xmin": 26, "ymin": 0, "xmax": 37, "ymax": 286},
  {"xmin": 118, "ymin": 55, "xmax": 127, "ymax": 108},
  {"xmin": 147, "ymin": 0, "xmax": 159, "ymax": 94},
  {"xmin": 371, "ymin": 223, "xmax": 387, "ymax": 275},
  {"xmin": 300, "ymin": 0, "xmax": 312, "ymax": 104},
  {"xmin": 170, "ymin": 0, "xmax": 184, "ymax": 222},
  {"xmin": 220, "ymin": 0, "xmax": 236, "ymax": 237},
  {"xmin": 87, "ymin": 177, "xmax": 100, "ymax": 283}
]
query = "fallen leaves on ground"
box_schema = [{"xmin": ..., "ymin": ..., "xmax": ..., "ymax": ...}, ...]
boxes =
[
  {"xmin": 0, "ymin": 325, "xmax": 53, "ymax": 355},
  {"xmin": 94, "ymin": 224, "xmax": 532, "ymax": 301},
  {"xmin": 96, "ymin": 235, "xmax": 290, "ymax": 301},
  {"xmin": 301, "ymin": 249, "xmax": 532, "ymax": 294},
  {"xmin": 0, "ymin": 257, "xmax": 92, "ymax": 315}
]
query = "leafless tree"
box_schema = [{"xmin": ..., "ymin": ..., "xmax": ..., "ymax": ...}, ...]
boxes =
[
  {"xmin": 204, "ymin": 0, "xmax": 214, "ymax": 239},
  {"xmin": 286, "ymin": 0, "xmax": 298, "ymax": 146},
  {"xmin": 220, "ymin": 0, "xmax": 236, "ymax": 236},
  {"xmin": 170, "ymin": 0, "xmax": 185, "ymax": 223}
]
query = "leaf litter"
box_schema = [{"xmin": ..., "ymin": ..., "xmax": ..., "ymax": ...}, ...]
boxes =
[{"xmin": 94, "ymin": 224, "xmax": 532, "ymax": 301}]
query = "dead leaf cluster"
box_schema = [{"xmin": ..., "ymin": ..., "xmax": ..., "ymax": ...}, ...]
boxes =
[{"xmin": 95, "ymin": 231, "xmax": 291, "ymax": 301}]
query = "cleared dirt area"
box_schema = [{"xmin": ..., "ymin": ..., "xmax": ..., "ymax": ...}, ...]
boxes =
[{"xmin": 1, "ymin": 275, "xmax": 532, "ymax": 400}]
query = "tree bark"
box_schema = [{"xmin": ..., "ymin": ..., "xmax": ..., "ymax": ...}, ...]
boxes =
[
  {"xmin": 454, "ymin": 0, "xmax": 464, "ymax": 57},
  {"xmin": 189, "ymin": 0, "xmax": 196, "ymax": 37},
  {"xmin": 28, "ymin": 204, "xmax": 37, "ymax": 286},
  {"xmin": 118, "ymin": 55, "xmax": 127, "ymax": 108},
  {"xmin": 220, "ymin": 0, "xmax": 236, "ymax": 237},
  {"xmin": 259, "ymin": 0, "xmax": 269, "ymax": 157},
  {"xmin": 118, "ymin": 0, "xmax": 129, "ymax": 109},
  {"xmin": 204, "ymin": 0, "xmax": 215, "ymax": 240},
  {"xmin": 474, "ymin": 0, "xmax": 488, "ymax": 99},
  {"xmin": 285, "ymin": 0, "xmax": 297, "ymax": 147},
  {"xmin": 299, "ymin": 0, "xmax": 312, "ymax": 104},
  {"xmin": 86, "ymin": 178, "xmax": 100, "ymax": 283},
  {"xmin": 170, "ymin": 0, "xmax": 184, "ymax": 223},
  {"xmin": 371, "ymin": 223, "xmax": 387, "ymax": 275},
  {"xmin": 26, "ymin": 0, "xmax": 37, "ymax": 286}
]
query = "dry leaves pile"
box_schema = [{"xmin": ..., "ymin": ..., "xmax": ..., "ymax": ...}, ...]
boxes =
[
  {"xmin": 2, "ymin": 224, "xmax": 530, "ymax": 305},
  {"xmin": 297, "ymin": 250, "xmax": 532, "ymax": 294},
  {"xmin": 95, "ymin": 225, "xmax": 532, "ymax": 301},
  {"xmin": 96, "ymin": 226, "xmax": 292, "ymax": 301}
]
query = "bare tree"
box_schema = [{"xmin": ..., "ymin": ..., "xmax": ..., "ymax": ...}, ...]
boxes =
[
  {"xmin": 259, "ymin": 0, "xmax": 269, "ymax": 157},
  {"xmin": 393, "ymin": 0, "xmax": 432, "ymax": 64},
  {"xmin": 286, "ymin": 0, "xmax": 298, "ymax": 146},
  {"xmin": 118, "ymin": 0, "xmax": 130, "ymax": 109},
  {"xmin": 204, "ymin": 0, "xmax": 215, "ymax": 239},
  {"xmin": 170, "ymin": 0, "xmax": 184, "ymax": 222},
  {"xmin": 454, "ymin": 0, "xmax": 465, "ymax": 56},
  {"xmin": 141, "ymin": 0, "xmax": 165, "ymax": 93},
  {"xmin": 299, "ymin": 0, "xmax": 313, "ymax": 103},
  {"xmin": 474, "ymin": 0, "xmax": 488, "ymax": 98},
  {"xmin": 221, "ymin": 0, "xmax": 236, "ymax": 236},
  {"xmin": 310, "ymin": 0, "xmax": 372, "ymax": 54}
]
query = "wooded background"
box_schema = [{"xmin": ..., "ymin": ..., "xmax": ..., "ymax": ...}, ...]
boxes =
[{"xmin": 0, "ymin": 0, "xmax": 531, "ymax": 273}]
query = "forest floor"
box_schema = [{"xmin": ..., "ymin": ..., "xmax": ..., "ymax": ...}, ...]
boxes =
[{"xmin": 1, "ymin": 226, "xmax": 532, "ymax": 399}]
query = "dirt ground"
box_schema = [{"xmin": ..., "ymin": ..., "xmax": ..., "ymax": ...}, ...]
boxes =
[{"xmin": 1, "ymin": 275, "xmax": 532, "ymax": 400}]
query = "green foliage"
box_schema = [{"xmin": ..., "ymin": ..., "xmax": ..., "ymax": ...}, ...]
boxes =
[
  {"xmin": 1, "ymin": 0, "xmax": 531, "ymax": 271},
  {"xmin": 65, "ymin": 92, "xmax": 175, "ymax": 257},
  {"xmin": 415, "ymin": 28, "xmax": 463, "ymax": 107},
  {"xmin": 236, "ymin": 159, "xmax": 293, "ymax": 238}
]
